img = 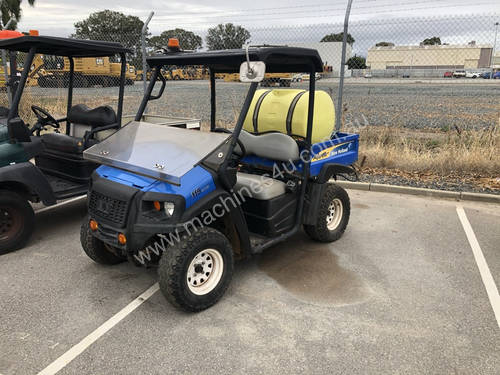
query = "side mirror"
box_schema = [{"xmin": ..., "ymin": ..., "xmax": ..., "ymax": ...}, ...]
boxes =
[{"xmin": 239, "ymin": 61, "xmax": 266, "ymax": 82}]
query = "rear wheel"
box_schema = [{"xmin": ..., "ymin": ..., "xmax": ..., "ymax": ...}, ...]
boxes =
[
  {"xmin": 80, "ymin": 219, "xmax": 125, "ymax": 265},
  {"xmin": 0, "ymin": 190, "xmax": 35, "ymax": 254},
  {"xmin": 158, "ymin": 227, "xmax": 234, "ymax": 312},
  {"xmin": 304, "ymin": 183, "xmax": 350, "ymax": 242}
]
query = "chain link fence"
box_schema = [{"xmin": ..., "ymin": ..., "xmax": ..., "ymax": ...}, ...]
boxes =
[{"xmin": 1, "ymin": 12, "xmax": 499, "ymax": 181}]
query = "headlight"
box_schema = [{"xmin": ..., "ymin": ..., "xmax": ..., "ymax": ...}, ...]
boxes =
[
  {"xmin": 152, "ymin": 201, "xmax": 175, "ymax": 217},
  {"xmin": 164, "ymin": 202, "xmax": 175, "ymax": 216}
]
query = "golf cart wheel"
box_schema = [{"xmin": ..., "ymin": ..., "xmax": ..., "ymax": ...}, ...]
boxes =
[
  {"xmin": 158, "ymin": 227, "xmax": 234, "ymax": 312},
  {"xmin": 0, "ymin": 190, "xmax": 35, "ymax": 254},
  {"xmin": 304, "ymin": 183, "xmax": 350, "ymax": 243},
  {"xmin": 80, "ymin": 219, "xmax": 125, "ymax": 265}
]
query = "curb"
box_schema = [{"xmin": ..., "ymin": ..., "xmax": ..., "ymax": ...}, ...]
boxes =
[{"xmin": 334, "ymin": 181, "xmax": 500, "ymax": 204}]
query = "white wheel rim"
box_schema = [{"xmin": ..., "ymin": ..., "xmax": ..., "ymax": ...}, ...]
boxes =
[
  {"xmin": 326, "ymin": 198, "xmax": 343, "ymax": 231},
  {"xmin": 187, "ymin": 248, "xmax": 224, "ymax": 296}
]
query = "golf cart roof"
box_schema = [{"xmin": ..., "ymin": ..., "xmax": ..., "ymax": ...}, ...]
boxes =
[
  {"xmin": 147, "ymin": 47, "xmax": 324, "ymax": 73},
  {"xmin": 0, "ymin": 36, "xmax": 131, "ymax": 57}
]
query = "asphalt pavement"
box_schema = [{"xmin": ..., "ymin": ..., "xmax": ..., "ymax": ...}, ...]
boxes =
[{"xmin": 0, "ymin": 189, "xmax": 499, "ymax": 374}]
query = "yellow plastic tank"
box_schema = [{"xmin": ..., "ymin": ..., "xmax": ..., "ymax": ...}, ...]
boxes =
[{"xmin": 243, "ymin": 89, "xmax": 335, "ymax": 143}]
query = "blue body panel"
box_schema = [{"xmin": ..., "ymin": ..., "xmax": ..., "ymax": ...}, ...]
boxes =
[
  {"xmin": 241, "ymin": 132, "xmax": 359, "ymax": 176},
  {"xmin": 96, "ymin": 165, "xmax": 216, "ymax": 209},
  {"xmin": 95, "ymin": 132, "xmax": 358, "ymax": 209}
]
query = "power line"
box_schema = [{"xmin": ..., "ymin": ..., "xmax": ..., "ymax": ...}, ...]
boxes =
[
  {"xmin": 152, "ymin": 0, "xmax": 490, "ymax": 21},
  {"xmin": 156, "ymin": 2, "xmax": 498, "ymax": 27}
]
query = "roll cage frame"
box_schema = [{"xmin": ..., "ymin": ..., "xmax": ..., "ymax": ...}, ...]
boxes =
[
  {"xmin": 0, "ymin": 36, "xmax": 132, "ymax": 140},
  {"xmin": 134, "ymin": 47, "xmax": 335, "ymax": 253}
]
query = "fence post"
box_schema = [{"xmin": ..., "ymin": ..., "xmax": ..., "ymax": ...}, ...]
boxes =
[
  {"xmin": 491, "ymin": 22, "xmax": 499, "ymax": 79},
  {"xmin": 142, "ymin": 11, "xmax": 154, "ymax": 97},
  {"xmin": 335, "ymin": 0, "xmax": 353, "ymax": 132}
]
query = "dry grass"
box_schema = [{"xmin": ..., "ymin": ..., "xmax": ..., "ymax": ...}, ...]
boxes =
[{"xmin": 348, "ymin": 124, "xmax": 500, "ymax": 178}]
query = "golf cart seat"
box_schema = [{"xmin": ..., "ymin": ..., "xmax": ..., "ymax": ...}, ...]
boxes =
[
  {"xmin": 67, "ymin": 104, "xmax": 118, "ymax": 140},
  {"xmin": 36, "ymin": 104, "xmax": 117, "ymax": 183},
  {"xmin": 234, "ymin": 172, "xmax": 286, "ymax": 200},
  {"xmin": 233, "ymin": 130, "xmax": 297, "ymax": 200},
  {"xmin": 40, "ymin": 104, "xmax": 118, "ymax": 154},
  {"xmin": 237, "ymin": 129, "xmax": 299, "ymax": 162}
]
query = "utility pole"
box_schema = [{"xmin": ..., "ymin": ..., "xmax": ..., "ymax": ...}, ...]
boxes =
[{"xmin": 491, "ymin": 22, "xmax": 499, "ymax": 78}]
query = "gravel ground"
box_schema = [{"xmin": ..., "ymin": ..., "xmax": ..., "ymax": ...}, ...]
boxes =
[
  {"xmin": 354, "ymin": 172, "xmax": 500, "ymax": 195},
  {"xmin": 22, "ymin": 79, "xmax": 500, "ymax": 130}
]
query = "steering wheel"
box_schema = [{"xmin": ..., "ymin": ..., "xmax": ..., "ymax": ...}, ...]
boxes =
[
  {"xmin": 214, "ymin": 127, "xmax": 246, "ymax": 157},
  {"xmin": 32, "ymin": 105, "xmax": 60, "ymax": 128}
]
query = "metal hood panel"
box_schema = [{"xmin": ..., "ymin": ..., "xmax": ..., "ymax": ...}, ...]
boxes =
[{"xmin": 84, "ymin": 121, "xmax": 230, "ymax": 185}]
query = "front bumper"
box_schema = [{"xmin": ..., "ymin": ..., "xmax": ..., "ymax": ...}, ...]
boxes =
[{"xmin": 87, "ymin": 174, "xmax": 186, "ymax": 252}]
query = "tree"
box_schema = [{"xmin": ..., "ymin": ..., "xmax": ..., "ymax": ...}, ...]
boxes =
[
  {"xmin": 206, "ymin": 23, "xmax": 250, "ymax": 50},
  {"xmin": 73, "ymin": 10, "xmax": 144, "ymax": 66},
  {"xmin": 1, "ymin": 0, "xmax": 35, "ymax": 30},
  {"xmin": 375, "ymin": 41, "xmax": 394, "ymax": 47},
  {"xmin": 321, "ymin": 32, "xmax": 355, "ymax": 45},
  {"xmin": 149, "ymin": 28, "xmax": 202, "ymax": 51},
  {"xmin": 346, "ymin": 55, "xmax": 366, "ymax": 70},
  {"xmin": 421, "ymin": 37, "xmax": 441, "ymax": 45}
]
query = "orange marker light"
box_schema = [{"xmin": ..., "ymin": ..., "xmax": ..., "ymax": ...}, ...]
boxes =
[
  {"xmin": 153, "ymin": 201, "xmax": 161, "ymax": 211},
  {"xmin": 29, "ymin": 30, "xmax": 39, "ymax": 36},
  {"xmin": 167, "ymin": 38, "xmax": 180, "ymax": 49},
  {"xmin": 89, "ymin": 219, "xmax": 98, "ymax": 231},
  {"xmin": 118, "ymin": 233, "xmax": 127, "ymax": 245}
]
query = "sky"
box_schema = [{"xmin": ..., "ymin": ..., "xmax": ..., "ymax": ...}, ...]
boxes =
[{"xmin": 16, "ymin": 0, "xmax": 500, "ymax": 54}]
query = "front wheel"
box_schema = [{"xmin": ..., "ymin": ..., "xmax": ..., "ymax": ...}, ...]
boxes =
[
  {"xmin": 0, "ymin": 190, "xmax": 35, "ymax": 254},
  {"xmin": 158, "ymin": 227, "xmax": 234, "ymax": 312},
  {"xmin": 304, "ymin": 183, "xmax": 350, "ymax": 243}
]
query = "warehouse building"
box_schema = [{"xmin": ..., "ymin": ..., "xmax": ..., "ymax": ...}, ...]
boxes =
[{"xmin": 366, "ymin": 44, "xmax": 493, "ymax": 70}]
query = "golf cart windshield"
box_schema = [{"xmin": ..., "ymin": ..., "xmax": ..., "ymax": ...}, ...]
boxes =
[{"xmin": 84, "ymin": 121, "xmax": 231, "ymax": 185}]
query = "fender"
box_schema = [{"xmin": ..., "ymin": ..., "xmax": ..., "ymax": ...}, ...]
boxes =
[
  {"xmin": 302, "ymin": 182, "xmax": 326, "ymax": 226},
  {"xmin": 180, "ymin": 188, "xmax": 252, "ymax": 256},
  {"xmin": 316, "ymin": 163, "xmax": 356, "ymax": 184},
  {"xmin": 0, "ymin": 162, "xmax": 56, "ymax": 205}
]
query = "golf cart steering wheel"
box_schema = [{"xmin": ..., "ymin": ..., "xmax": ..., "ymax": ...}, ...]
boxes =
[
  {"xmin": 214, "ymin": 127, "xmax": 246, "ymax": 157},
  {"xmin": 31, "ymin": 105, "xmax": 60, "ymax": 129}
]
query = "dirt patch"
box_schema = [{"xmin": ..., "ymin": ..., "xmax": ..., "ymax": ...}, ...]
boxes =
[{"xmin": 258, "ymin": 239, "xmax": 371, "ymax": 306}]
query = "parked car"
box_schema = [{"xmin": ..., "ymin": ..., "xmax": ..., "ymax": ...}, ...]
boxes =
[
  {"xmin": 465, "ymin": 71, "xmax": 482, "ymax": 79},
  {"xmin": 364, "ymin": 72, "xmax": 372, "ymax": 78},
  {"xmin": 453, "ymin": 70, "xmax": 466, "ymax": 78},
  {"xmin": 444, "ymin": 71, "xmax": 453, "ymax": 78},
  {"xmin": 482, "ymin": 71, "xmax": 500, "ymax": 79},
  {"xmin": 291, "ymin": 73, "xmax": 303, "ymax": 82}
]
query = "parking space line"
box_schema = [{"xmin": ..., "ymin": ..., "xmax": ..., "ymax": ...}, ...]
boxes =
[
  {"xmin": 37, "ymin": 283, "xmax": 160, "ymax": 375},
  {"xmin": 35, "ymin": 196, "xmax": 86, "ymax": 215},
  {"xmin": 456, "ymin": 206, "xmax": 500, "ymax": 329}
]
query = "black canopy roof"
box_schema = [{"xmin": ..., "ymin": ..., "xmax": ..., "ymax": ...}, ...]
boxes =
[
  {"xmin": 147, "ymin": 47, "xmax": 324, "ymax": 73},
  {"xmin": 0, "ymin": 36, "xmax": 131, "ymax": 57}
]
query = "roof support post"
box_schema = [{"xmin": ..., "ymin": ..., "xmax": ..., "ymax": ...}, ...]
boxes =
[
  {"xmin": 117, "ymin": 52, "xmax": 127, "ymax": 127},
  {"xmin": 66, "ymin": 57, "xmax": 74, "ymax": 135},
  {"xmin": 209, "ymin": 68, "xmax": 216, "ymax": 131},
  {"xmin": 8, "ymin": 46, "xmax": 35, "ymax": 122}
]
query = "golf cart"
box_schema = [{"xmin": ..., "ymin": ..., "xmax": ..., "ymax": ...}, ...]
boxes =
[
  {"xmin": 81, "ymin": 44, "xmax": 359, "ymax": 312},
  {"xmin": 0, "ymin": 34, "xmax": 131, "ymax": 253}
]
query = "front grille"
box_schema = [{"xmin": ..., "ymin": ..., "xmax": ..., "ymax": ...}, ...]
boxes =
[{"xmin": 89, "ymin": 190, "xmax": 129, "ymax": 226}]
